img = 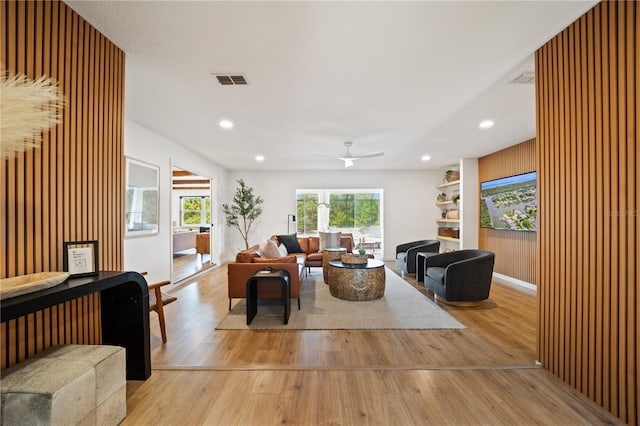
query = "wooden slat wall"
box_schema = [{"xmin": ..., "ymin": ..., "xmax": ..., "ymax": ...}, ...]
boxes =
[
  {"xmin": 478, "ymin": 139, "xmax": 537, "ymax": 285},
  {"xmin": 535, "ymin": 1, "xmax": 638, "ymax": 423},
  {"xmin": 1, "ymin": 1, "xmax": 125, "ymax": 369}
]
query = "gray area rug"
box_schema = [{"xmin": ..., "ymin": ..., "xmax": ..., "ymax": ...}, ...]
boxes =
[{"xmin": 216, "ymin": 267, "xmax": 465, "ymax": 330}]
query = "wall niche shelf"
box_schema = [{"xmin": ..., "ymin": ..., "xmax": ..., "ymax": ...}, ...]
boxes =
[
  {"xmin": 436, "ymin": 179, "xmax": 460, "ymax": 189},
  {"xmin": 436, "ymin": 236, "xmax": 460, "ymax": 243},
  {"xmin": 435, "ymin": 170, "xmax": 461, "ymax": 250}
]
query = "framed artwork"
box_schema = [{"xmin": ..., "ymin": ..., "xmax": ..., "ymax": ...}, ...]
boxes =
[
  {"xmin": 63, "ymin": 241, "xmax": 99, "ymax": 277},
  {"xmin": 125, "ymin": 157, "xmax": 160, "ymax": 237}
]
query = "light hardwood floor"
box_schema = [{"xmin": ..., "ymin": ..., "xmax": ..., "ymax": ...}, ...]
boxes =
[
  {"xmin": 172, "ymin": 250, "xmax": 215, "ymax": 283},
  {"xmin": 126, "ymin": 263, "xmax": 621, "ymax": 425}
]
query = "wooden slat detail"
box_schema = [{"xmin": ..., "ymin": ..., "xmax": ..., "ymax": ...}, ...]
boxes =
[
  {"xmin": 535, "ymin": 1, "xmax": 638, "ymax": 424},
  {"xmin": 1, "ymin": 1, "xmax": 124, "ymax": 369},
  {"xmin": 478, "ymin": 139, "xmax": 537, "ymax": 285}
]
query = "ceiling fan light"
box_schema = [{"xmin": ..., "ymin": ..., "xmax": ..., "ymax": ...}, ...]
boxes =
[{"xmin": 344, "ymin": 159, "xmax": 354, "ymax": 168}]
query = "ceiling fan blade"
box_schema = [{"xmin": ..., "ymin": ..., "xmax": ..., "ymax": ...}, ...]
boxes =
[{"xmin": 354, "ymin": 151, "xmax": 384, "ymax": 159}]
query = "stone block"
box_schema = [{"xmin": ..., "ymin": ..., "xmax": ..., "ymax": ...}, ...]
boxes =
[
  {"xmin": 43, "ymin": 345, "xmax": 126, "ymax": 405},
  {"xmin": 1, "ymin": 358, "xmax": 96, "ymax": 425},
  {"xmin": 96, "ymin": 384, "xmax": 126, "ymax": 426},
  {"xmin": 1, "ymin": 345, "xmax": 127, "ymax": 426}
]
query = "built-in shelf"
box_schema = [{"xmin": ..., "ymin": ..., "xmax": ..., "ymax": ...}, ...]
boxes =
[
  {"xmin": 435, "ymin": 180, "xmax": 460, "ymax": 189},
  {"xmin": 437, "ymin": 236, "xmax": 460, "ymax": 243},
  {"xmin": 434, "ymin": 168, "xmax": 461, "ymax": 247}
]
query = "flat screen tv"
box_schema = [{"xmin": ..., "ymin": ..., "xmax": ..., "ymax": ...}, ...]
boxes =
[{"xmin": 480, "ymin": 171, "xmax": 537, "ymax": 231}]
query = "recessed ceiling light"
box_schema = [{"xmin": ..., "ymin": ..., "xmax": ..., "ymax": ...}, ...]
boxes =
[
  {"xmin": 421, "ymin": 155, "xmax": 431, "ymax": 162},
  {"xmin": 255, "ymin": 155, "xmax": 265, "ymax": 162},
  {"xmin": 479, "ymin": 120, "xmax": 494, "ymax": 129},
  {"xmin": 219, "ymin": 119, "xmax": 234, "ymax": 129}
]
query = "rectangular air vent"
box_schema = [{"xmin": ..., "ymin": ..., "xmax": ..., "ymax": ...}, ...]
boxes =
[
  {"xmin": 213, "ymin": 74, "xmax": 247, "ymax": 85},
  {"xmin": 511, "ymin": 71, "xmax": 535, "ymax": 84}
]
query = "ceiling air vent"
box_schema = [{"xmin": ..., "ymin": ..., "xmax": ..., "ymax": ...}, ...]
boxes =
[
  {"xmin": 511, "ymin": 71, "xmax": 535, "ymax": 84},
  {"xmin": 213, "ymin": 74, "xmax": 248, "ymax": 85}
]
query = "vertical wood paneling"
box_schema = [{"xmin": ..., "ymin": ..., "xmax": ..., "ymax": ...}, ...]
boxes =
[
  {"xmin": 1, "ymin": 1, "xmax": 125, "ymax": 370},
  {"xmin": 536, "ymin": 1, "xmax": 638, "ymax": 423},
  {"xmin": 478, "ymin": 139, "xmax": 537, "ymax": 285}
]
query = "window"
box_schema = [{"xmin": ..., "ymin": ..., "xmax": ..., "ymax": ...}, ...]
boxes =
[
  {"xmin": 329, "ymin": 193, "xmax": 380, "ymax": 228},
  {"xmin": 181, "ymin": 196, "xmax": 211, "ymax": 226},
  {"xmin": 295, "ymin": 189, "xmax": 382, "ymax": 238},
  {"xmin": 296, "ymin": 193, "xmax": 318, "ymax": 234},
  {"xmin": 125, "ymin": 158, "xmax": 159, "ymax": 236}
]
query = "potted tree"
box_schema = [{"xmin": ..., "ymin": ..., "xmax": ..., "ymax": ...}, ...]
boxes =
[{"xmin": 222, "ymin": 179, "xmax": 264, "ymax": 250}]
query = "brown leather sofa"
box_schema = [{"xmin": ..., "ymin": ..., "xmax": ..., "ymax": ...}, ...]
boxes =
[
  {"xmin": 227, "ymin": 245, "xmax": 304, "ymax": 310},
  {"xmin": 226, "ymin": 235, "xmax": 354, "ymax": 309},
  {"xmin": 296, "ymin": 235, "xmax": 354, "ymax": 267}
]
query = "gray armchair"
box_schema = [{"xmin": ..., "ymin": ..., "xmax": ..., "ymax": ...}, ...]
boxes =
[
  {"xmin": 424, "ymin": 250, "xmax": 495, "ymax": 304},
  {"xmin": 395, "ymin": 240, "xmax": 440, "ymax": 274}
]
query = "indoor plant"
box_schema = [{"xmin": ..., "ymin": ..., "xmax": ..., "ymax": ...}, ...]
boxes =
[{"xmin": 222, "ymin": 179, "xmax": 264, "ymax": 250}]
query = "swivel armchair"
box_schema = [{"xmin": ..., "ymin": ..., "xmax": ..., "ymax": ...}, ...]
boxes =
[
  {"xmin": 424, "ymin": 250, "xmax": 495, "ymax": 305},
  {"xmin": 395, "ymin": 240, "xmax": 440, "ymax": 274}
]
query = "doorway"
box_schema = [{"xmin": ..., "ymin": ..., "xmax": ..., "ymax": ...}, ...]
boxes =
[{"xmin": 171, "ymin": 166, "xmax": 216, "ymax": 283}]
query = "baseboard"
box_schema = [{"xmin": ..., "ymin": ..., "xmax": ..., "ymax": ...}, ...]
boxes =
[{"xmin": 492, "ymin": 272, "xmax": 536, "ymax": 293}]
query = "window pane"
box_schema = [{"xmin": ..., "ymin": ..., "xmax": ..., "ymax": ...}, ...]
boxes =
[
  {"xmin": 296, "ymin": 193, "xmax": 318, "ymax": 234},
  {"xmin": 181, "ymin": 196, "xmax": 210, "ymax": 226}
]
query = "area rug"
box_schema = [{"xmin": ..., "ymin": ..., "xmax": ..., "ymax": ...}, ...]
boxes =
[{"xmin": 215, "ymin": 267, "xmax": 465, "ymax": 330}]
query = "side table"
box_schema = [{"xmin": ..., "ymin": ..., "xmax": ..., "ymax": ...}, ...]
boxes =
[
  {"xmin": 246, "ymin": 270, "xmax": 291, "ymax": 325},
  {"xmin": 322, "ymin": 247, "xmax": 347, "ymax": 284}
]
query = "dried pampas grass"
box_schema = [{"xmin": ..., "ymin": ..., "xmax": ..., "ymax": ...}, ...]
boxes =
[{"xmin": 1, "ymin": 71, "xmax": 64, "ymax": 158}]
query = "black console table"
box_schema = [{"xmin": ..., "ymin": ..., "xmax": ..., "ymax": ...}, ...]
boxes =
[{"xmin": 0, "ymin": 271, "xmax": 151, "ymax": 380}]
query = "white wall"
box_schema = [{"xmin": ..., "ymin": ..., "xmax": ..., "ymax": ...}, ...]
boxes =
[
  {"xmin": 124, "ymin": 119, "xmax": 229, "ymax": 283},
  {"xmin": 224, "ymin": 169, "xmax": 442, "ymax": 261}
]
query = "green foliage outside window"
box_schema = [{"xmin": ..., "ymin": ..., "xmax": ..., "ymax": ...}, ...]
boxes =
[
  {"xmin": 329, "ymin": 193, "xmax": 380, "ymax": 228},
  {"xmin": 181, "ymin": 196, "xmax": 211, "ymax": 225},
  {"xmin": 295, "ymin": 191, "xmax": 381, "ymax": 233},
  {"xmin": 296, "ymin": 194, "xmax": 318, "ymax": 234}
]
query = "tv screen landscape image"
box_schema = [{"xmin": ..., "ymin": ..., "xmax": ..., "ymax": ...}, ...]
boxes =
[{"xmin": 480, "ymin": 171, "xmax": 537, "ymax": 231}]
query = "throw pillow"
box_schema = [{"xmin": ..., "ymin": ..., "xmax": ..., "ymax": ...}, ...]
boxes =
[
  {"xmin": 276, "ymin": 233, "xmax": 304, "ymax": 254},
  {"xmin": 261, "ymin": 239, "xmax": 281, "ymax": 258},
  {"xmin": 252, "ymin": 255, "xmax": 297, "ymax": 264},
  {"xmin": 278, "ymin": 243, "xmax": 288, "ymax": 257}
]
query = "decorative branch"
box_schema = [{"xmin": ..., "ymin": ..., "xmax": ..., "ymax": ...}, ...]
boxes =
[{"xmin": 1, "ymin": 71, "xmax": 64, "ymax": 158}]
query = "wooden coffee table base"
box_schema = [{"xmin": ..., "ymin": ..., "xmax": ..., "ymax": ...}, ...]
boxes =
[{"xmin": 329, "ymin": 263, "xmax": 385, "ymax": 301}]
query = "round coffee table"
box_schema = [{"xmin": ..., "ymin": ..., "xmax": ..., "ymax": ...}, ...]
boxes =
[
  {"xmin": 328, "ymin": 259, "xmax": 385, "ymax": 301},
  {"xmin": 322, "ymin": 248, "xmax": 347, "ymax": 284}
]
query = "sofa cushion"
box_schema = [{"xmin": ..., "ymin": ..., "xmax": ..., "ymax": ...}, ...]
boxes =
[
  {"xmin": 396, "ymin": 252, "xmax": 407, "ymax": 262},
  {"xmin": 308, "ymin": 237, "xmax": 320, "ymax": 253},
  {"xmin": 426, "ymin": 266, "xmax": 446, "ymax": 283},
  {"xmin": 277, "ymin": 234, "xmax": 304, "ymax": 254},
  {"xmin": 260, "ymin": 240, "xmax": 281, "ymax": 258},
  {"xmin": 297, "ymin": 238, "xmax": 309, "ymax": 253},
  {"xmin": 236, "ymin": 244, "xmax": 260, "ymax": 263},
  {"xmin": 306, "ymin": 253, "xmax": 323, "ymax": 262},
  {"xmin": 252, "ymin": 255, "xmax": 297, "ymax": 264}
]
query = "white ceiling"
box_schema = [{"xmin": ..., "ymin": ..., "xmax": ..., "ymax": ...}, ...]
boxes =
[{"xmin": 67, "ymin": 1, "xmax": 596, "ymax": 171}]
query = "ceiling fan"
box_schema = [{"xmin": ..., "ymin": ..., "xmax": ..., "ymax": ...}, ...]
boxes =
[{"xmin": 315, "ymin": 141, "xmax": 384, "ymax": 168}]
